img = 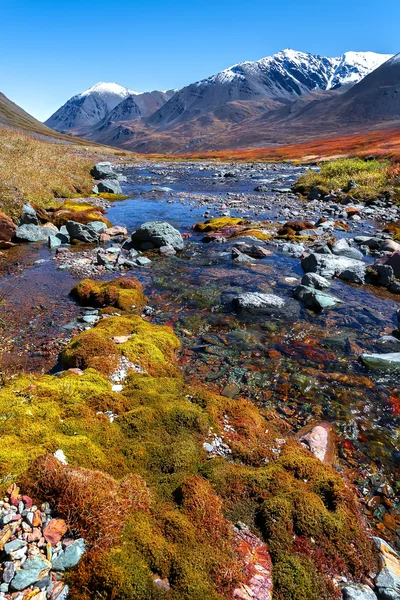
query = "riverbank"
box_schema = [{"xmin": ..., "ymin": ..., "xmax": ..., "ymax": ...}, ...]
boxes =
[{"xmin": 0, "ymin": 158, "xmax": 400, "ymax": 599}]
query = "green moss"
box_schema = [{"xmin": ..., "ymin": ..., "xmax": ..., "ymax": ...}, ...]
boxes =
[
  {"xmin": 273, "ymin": 554, "xmax": 324, "ymax": 600},
  {"xmin": 71, "ymin": 277, "xmax": 147, "ymax": 312},
  {"xmin": 91, "ymin": 193, "xmax": 129, "ymax": 201},
  {"xmin": 51, "ymin": 199, "xmax": 111, "ymax": 227},
  {"xmin": 194, "ymin": 217, "xmax": 245, "ymax": 232}
]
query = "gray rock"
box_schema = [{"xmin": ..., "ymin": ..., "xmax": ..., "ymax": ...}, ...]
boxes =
[
  {"xmin": 232, "ymin": 243, "xmax": 271, "ymax": 259},
  {"xmin": 342, "ymin": 584, "xmax": 377, "ymax": 600},
  {"xmin": 66, "ymin": 220, "xmax": 106, "ymax": 243},
  {"xmin": 48, "ymin": 235, "xmax": 62, "ymax": 249},
  {"xmin": 2, "ymin": 562, "xmax": 15, "ymax": 584},
  {"xmin": 135, "ymin": 256, "xmax": 152, "ymax": 266},
  {"xmin": 307, "ymin": 186, "xmax": 323, "ymax": 200},
  {"xmin": 232, "ymin": 292, "xmax": 285, "ymax": 313},
  {"xmin": 90, "ymin": 162, "xmax": 118, "ymax": 180},
  {"xmin": 373, "ymin": 537, "xmax": 400, "ymax": 600},
  {"xmin": 293, "ymin": 285, "xmax": 342, "ymax": 311},
  {"xmin": 366, "ymin": 264, "xmax": 394, "ymax": 287},
  {"xmin": 11, "ymin": 556, "xmax": 50, "ymax": 590},
  {"xmin": 389, "ymin": 281, "xmax": 400, "ymax": 294},
  {"xmin": 93, "ymin": 179, "xmax": 122, "ymax": 195},
  {"xmin": 15, "ymin": 224, "xmax": 57, "ymax": 243},
  {"xmin": 338, "ymin": 263, "xmax": 367, "ymax": 284},
  {"xmin": 233, "ymin": 251, "xmax": 256, "ymax": 265},
  {"xmin": 301, "ymin": 253, "xmax": 365, "ymax": 280},
  {"xmin": 51, "ymin": 539, "xmax": 85, "ymax": 571},
  {"xmin": 20, "ymin": 203, "xmax": 38, "ymax": 225},
  {"xmin": 131, "ymin": 221, "xmax": 184, "ymax": 251},
  {"xmin": 301, "ymin": 273, "xmax": 331, "ymax": 289},
  {"xmin": 361, "ymin": 353, "xmax": 400, "ymax": 371},
  {"xmin": 159, "ymin": 245, "xmax": 176, "ymax": 256},
  {"xmin": 282, "ymin": 242, "xmax": 305, "ymax": 258},
  {"xmin": 332, "ymin": 238, "xmax": 364, "ymax": 260}
]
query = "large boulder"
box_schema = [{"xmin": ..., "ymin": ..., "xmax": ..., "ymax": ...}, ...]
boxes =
[
  {"xmin": 15, "ymin": 224, "xmax": 58, "ymax": 243},
  {"xmin": 20, "ymin": 203, "xmax": 38, "ymax": 225},
  {"xmin": 381, "ymin": 251, "xmax": 400, "ymax": 278},
  {"xmin": 131, "ymin": 221, "xmax": 184, "ymax": 251},
  {"xmin": 66, "ymin": 220, "xmax": 107, "ymax": 243},
  {"xmin": 90, "ymin": 162, "xmax": 118, "ymax": 180},
  {"xmin": 92, "ymin": 179, "xmax": 122, "ymax": 195},
  {"xmin": 301, "ymin": 253, "xmax": 366, "ymax": 280},
  {"xmin": 0, "ymin": 211, "xmax": 16, "ymax": 242}
]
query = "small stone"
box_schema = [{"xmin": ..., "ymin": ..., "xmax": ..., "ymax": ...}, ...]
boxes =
[
  {"xmin": 221, "ymin": 383, "xmax": 240, "ymax": 399},
  {"xmin": 10, "ymin": 555, "xmax": 51, "ymax": 591},
  {"xmin": 53, "ymin": 450, "xmax": 68, "ymax": 465},
  {"xmin": 51, "ymin": 538, "xmax": 85, "ymax": 570},
  {"xmin": 43, "ymin": 519, "xmax": 68, "ymax": 546}
]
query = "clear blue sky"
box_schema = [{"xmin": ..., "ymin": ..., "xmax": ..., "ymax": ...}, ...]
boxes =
[{"xmin": 0, "ymin": 0, "xmax": 398, "ymax": 122}]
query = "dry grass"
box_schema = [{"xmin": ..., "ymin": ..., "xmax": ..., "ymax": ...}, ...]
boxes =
[{"xmin": 0, "ymin": 127, "xmax": 140, "ymax": 221}]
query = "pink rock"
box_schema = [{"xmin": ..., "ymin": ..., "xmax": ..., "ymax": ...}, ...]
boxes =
[
  {"xmin": 297, "ymin": 421, "xmax": 336, "ymax": 464},
  {"xmin": 21, "ymin": 495, "xmax": 33, "ymax": 509},
  {"xmin": 43, "ymin": 518, "xmax": 67, "ymax": 546},
  {"xmin": 67, "ymin": 368, "xmax": 84, "ymax": 376},
  {"xmin": 105, "ymin": 226, "xmax": 128, "ymax": 236},
  {"xmin": 28, "ymin": 527, "xmax": 42, "ymax": 542},
  {"xmin": 99, "ymin": 233, "xmax": 111, "ymax": 243}
]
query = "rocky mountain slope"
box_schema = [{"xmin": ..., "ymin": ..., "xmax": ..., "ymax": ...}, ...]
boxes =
[
  {"xmin": 44, "ymin": 49, "xmax": 394, "ymax": 152},
  {"xmin": 204, "ymin": 51, "xmax": 400, "ymax": 151},
  {"xmin": 45, "ymin": 82, "xmax": 175, "ymax": 135}
]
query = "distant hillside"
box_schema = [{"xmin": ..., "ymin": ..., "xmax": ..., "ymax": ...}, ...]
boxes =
[{"xmin": 0, "ymin": 91, "xmax": 100, "ymax": 146}]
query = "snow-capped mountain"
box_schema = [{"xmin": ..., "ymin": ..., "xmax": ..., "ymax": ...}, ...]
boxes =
[
  {"xmin": 149, "ymin": 49, "xmax": 392, "ymax": 129},
  {"xmin": 45, "ymin": 83, "xmax": 175, "ymax": 134}
]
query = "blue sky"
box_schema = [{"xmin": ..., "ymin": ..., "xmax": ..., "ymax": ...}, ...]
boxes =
[{"xmin": 1, "ymin": 0, "xmax": 398, "ymax": 121}]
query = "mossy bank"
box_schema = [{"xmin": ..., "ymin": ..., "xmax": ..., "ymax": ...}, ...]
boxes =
[{"xmin": 0, "ymin": 277, "xmax": 375, "ymax": 599}]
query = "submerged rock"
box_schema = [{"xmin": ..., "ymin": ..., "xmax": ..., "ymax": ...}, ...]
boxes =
[
  {"xmin": 293, "ymin": 285, "xmax": 342, "ymax": 311},
  {"xmin": 301, "ymin": 272, "xmax": 331, "ymax": 289},
  {"xmin": 361, "ymin": 352, "xmax": 400, "ymax": 371},
  {"xmin": 297, "ymin": 422, "xmax": 336, "ymax": 464},
  {"xmin": 232, "ymin": 292, "xmax": 285, "ymax": 313},
  {"xmin": 131, "ymin": 221, "xmax": 184, "ymax": 251}
]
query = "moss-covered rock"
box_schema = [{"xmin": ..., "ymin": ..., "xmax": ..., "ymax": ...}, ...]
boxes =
[{"xmin": 71, "ymin": 277, "xmax": 147, "ymax": 312}]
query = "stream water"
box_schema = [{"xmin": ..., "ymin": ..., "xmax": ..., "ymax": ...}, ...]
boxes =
[{"xmin": 1, "ymin": 160, "xmax": 399, "ymax": 542}]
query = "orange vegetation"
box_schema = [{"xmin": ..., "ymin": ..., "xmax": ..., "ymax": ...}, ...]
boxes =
[{"xmin": 172, "ymin": 127, "xmax": 400, "ymax": 163}]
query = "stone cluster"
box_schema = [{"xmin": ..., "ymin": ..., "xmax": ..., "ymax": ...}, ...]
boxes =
[{"xmin": 0, "ymin": 484, "xmax": 85, "ymax": 599}]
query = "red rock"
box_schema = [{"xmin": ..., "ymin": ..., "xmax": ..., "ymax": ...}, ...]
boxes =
[
  {"xmin": 0, "ymin": 212, "xmax": 16, "ymax": 242},
  {"xmin": 346, "ymin": 207, "xmax": 360, "ymax": 217},
  {"xmin": 32, "ymin": 509, "xmax": 42, "ymax": 527},
  {"xmin": 233, "ymin": 526, "xmax": 273, "ymax": 600},
  {"xmin": 0, "ymin": 241, "xmax": 16, "ymax": 249},
  {"xmin": 21, "ymin": 495, "xmax": 33, "ymax": 509},
  {"xmin": 8, "ymin": 483, "xmax": 20, "ymax": 507},
  {"xmin": 43, "ymin": 518, "xmax": 67, "ymax": 546}
]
